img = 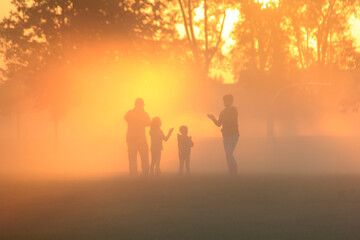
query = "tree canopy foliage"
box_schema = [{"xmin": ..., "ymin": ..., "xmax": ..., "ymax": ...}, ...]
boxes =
[
  {"xmin": 0, "ymin": 0, "xmax": 359, "ymax": 126},
  {"xmin": 230, "ymin": 0, "xmax": 360, "ymax": 75},
  {"xmin": 0, "ymin": 0, "xmax": 175, "ymax": 121}
]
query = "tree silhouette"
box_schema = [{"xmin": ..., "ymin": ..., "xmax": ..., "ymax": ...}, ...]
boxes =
[
  {"xmin": 283, "ymin": 0, "xmax": 360, "ymax": 70},
  {"xmin": 230, "ymin": 0, "xmax": 290, "ymax": 74},
  {"xmin": 228, "ymin": 0, "xmax": 360, "ymax": 137},
  {"xmin": 0, "ymin": 0, "xmax": 360, "ymax": 142},
  {"xmin": 177, "ymin": 0, "xmax": 227, "ymax": 81},
  {"xmin": 230, "ymin": 0, "xmax": 360, "ymax": 75},
  {"xmin": 0, "ymin": 0, "xmax": 175, "ymax": 143}
]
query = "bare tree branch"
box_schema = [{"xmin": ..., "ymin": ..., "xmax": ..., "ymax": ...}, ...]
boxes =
[
  {"xmin": 209, "ymin": 10, "xmax": 226, "ymax": 64},
  {"xmin": 177, "ymin": 0, "xmax": 192, "ymax": 43},
  {"xmin": 187, "ymin": 0, "xmax": 196, "ymax": 44},
  {"xmin": 187, "ymin": 0, "xmax": 200, "ymax": 64}
]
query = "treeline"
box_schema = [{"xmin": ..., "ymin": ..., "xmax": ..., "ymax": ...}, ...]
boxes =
[{"xmin": 0, "ymin": 0, "xmax": 359, "ymax": 136}]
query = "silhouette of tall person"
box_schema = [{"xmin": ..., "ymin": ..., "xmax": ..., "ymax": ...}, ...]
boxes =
[
  {"xmin": 124, "ymin": 98, "xmax": 151, "ymax": 175},
  {"xmin": 208, "ymin": 95, "xmax": 239, "ymax": 175}
]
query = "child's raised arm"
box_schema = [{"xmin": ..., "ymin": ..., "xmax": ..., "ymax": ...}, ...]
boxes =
[{"xmin": 163, "ymin": 128, "xmax": 174, "ymax": 141}]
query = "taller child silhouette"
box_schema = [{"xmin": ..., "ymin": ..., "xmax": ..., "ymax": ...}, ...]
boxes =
[{"xmin": 124, "ymin": 98, "xmax": 151, "ymax": 175}]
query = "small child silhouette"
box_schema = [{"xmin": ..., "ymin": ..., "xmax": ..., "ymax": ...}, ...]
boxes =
[
  {"xmin": 177, "ymin": 126, "xmax": 194, "ymax": 176},
  {"xmin": 149, "ymin": 117, "xmax": 174, "ymax": 175}
]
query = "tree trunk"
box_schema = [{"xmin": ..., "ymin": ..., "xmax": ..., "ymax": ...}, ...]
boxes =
[{"xmin": 204, "ymin": 0, "xmax": 208, "ymax": 66}]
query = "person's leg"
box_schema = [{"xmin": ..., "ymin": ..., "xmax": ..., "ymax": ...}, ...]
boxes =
[
  {"xmin": 185, "ymin": 156, "xmax": 190, "ymax": 175},
  {"xmin": 155, "ymin": 151, "xmax": 161, "ymax": 175},
  {"xmin": 223, "ymin": 135, "xmax": 239, "ymax": 175},
  {"xmin": 138, "ymin": 141, "xmax": 149, "ymax": 175},
  {"xmin": 127, "ymin": 142, "xmax": 138, "ymax": 175},
  {"xmin": 150, "ymin": 150, "xmax": 155, "ymax": 175},
  {"xmin": 179, "ymin": 155, "xmax": 184, "ymax": 176}
]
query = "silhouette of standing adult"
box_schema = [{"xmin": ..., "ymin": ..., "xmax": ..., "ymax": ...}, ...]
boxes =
[
  {"xmin": 124, "ymin": 98, "xmax": 151, "ymax": 175},
  {"xmin": 208, "ymin": 95, "xmax": 239, "ymax": 175}
]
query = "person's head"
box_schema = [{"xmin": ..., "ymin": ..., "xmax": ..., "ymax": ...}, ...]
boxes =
[
  {"xmin": 134, "ymin": 98, "xmax": 145, "ymax": 109},
  {"xmin": 151, "ymin": 117, "xmax": 162, "ymax": 130},
  {"xmin": 179, "ymin": 125, "xmax": 188, "ymax": 136},
  {"xmin": 223, "ymin": 94, "xmax": 234, "ymax": 107}
]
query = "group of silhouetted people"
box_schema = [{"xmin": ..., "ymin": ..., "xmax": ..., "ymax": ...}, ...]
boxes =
[{"xmin": 124, "ymin": 94, "xmax": 238, "ymax": 176}]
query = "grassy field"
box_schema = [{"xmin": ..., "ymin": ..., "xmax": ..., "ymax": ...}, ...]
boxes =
[{"xmin": 1, "ymin": 174, "xmax": 360, "ymax": 239}]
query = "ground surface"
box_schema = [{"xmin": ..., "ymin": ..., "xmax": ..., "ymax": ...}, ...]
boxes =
[{"xmin": 1, "ymin": 175, "xmax": 360, "ymax": 239}]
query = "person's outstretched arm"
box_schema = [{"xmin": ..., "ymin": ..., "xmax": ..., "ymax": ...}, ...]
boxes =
[
  {"xmin": 207, "ymin": 114, "xmax": 222, "ymax": 127},
  {"xmin": 163, "ymin": 128, "xmax": 174, "ymax": 141}
]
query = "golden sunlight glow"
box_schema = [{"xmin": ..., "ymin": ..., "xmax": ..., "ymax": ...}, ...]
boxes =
[
  {"xmin": 255, "ymin": 0, "xmax": 279, "ymax": 9},
  {"xmin": 350, "ymin": 15, "xmax": 360, "ymax": 48},
  {"xmin": 2, "ymin": 0, "xmax": 360, "ymax": 178},
  {"xmin": 222, "ymin": 9, "xmax": 240, "ymax": 54}
]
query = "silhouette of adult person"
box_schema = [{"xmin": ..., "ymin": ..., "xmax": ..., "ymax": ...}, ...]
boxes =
[
  {"xmin": 208, "ymin": 94, "xmax": 239, "ymax": 175},
  {"xmin": 124, "ymin": 98, "xmax": 151, "ymax": 175}
]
